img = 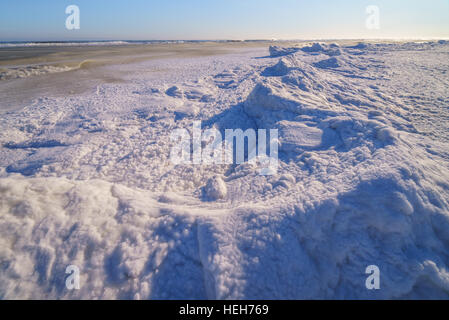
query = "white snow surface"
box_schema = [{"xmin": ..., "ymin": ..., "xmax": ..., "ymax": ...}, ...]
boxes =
[{"xmin": 1, "ymin": 42, "xmax": 449, "ymax": 299}]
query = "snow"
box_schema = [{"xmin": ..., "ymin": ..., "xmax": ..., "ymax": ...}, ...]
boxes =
[
  {"xmin": 1, "ymin": 41, "xmax": 449, "ymax": 299},
  {"xmin": 276, "ymin": 121, "xmax": 324, "ymax": 152},
  {"xmin": 204, "ymin": 176, "xmax": 227, "ymax": 200},
  {"xmin": 269, "ymin": 45, "xmax": 300, "ymax": 57}
]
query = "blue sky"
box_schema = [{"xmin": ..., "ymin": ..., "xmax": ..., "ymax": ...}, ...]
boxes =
[{"xmin": 0, "ymin": 0, "xmax": 448, "ymax": 41}]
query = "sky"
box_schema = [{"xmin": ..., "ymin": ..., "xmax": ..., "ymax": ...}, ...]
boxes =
[{"xmin": 0, "ymin": 0, "xmax": 448, "ymax": 41}]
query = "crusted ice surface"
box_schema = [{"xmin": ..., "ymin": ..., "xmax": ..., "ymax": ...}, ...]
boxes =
[{"xmin": 0, "ymin": 42, "xmax": 449, "ymax": 299}]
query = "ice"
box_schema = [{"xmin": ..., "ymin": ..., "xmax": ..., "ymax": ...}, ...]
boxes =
[
  {"xmin": 314, "ymin": 57, "xmax": 341, "ymax": 69},
  {"xmin": 301, "ymin": 42, "xmax": 325, "ymax": 53},
  {"xmin": 276, "ymin": 121, "xmax": 324, "ymax": 152},
  {"xmin": 269, "ymin": 45, "xmax": 299, "ymax": 57},
  {"xmin": 165, "ymin": 86, "xmax": 183, "ymax": 99},
  {"xmin": 204, "ymin": 176, "xmax": 228, "ymax": 201},
  {"xmin": 1, "ymin": 41, "xmax": 449, "ymax": 299},
  {"xmin": 348, "ymin": 42, "xmax": 369, "ymax": 50},
  {"xmin": 261, "ymin": 58, "xmax": 292, "ymax": 76}
]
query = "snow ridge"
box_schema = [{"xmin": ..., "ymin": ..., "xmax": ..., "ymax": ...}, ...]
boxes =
[{"xmin": 1, "ymin": 42, "xmax": 449, "ymax": 299}]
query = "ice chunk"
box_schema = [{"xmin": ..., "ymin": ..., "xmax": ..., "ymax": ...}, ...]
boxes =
[
  {"xmin": 262, "ymin": 58, "xmax": 292, "ymax": 76},
  {"xmin": 204, "ymin": 176, "xmax": 227, "ymax": 200},
  {"xmin": 244, "ymin": 83, "xmax": 302, "ymax": 119},
  {"xmin": 314, "ymin": 57, "xmax": 341, "ymax": 69},
  {"xmin": 174, "ymin": 103, "xmax": 199, "ymax": 120},
  {"xmin": 277, "ymin": 121, "xmax": 323, "ymax": 152},
  {"xmin": 269, "ymin": 46, "xmax": 299, "ymax": 57},
  {"xmin": 165, "ymin": 86, "xmax": 183, "ymax": 98},
  {"xmin": 301, "ymin": 42, "xmax": 325, "ymax": 53},
  {"xmin": 376, "ymin": 127, "xmax": 397, "ymax": 143},
  {"xmin": 348, "ymin": 42, "xmax": 368, "ymax": 50}
]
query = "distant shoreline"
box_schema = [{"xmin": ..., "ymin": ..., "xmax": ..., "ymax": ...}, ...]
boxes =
[
  {"xmin": 0, "ymin": 40, "xmax": 273, "ymax": 49},
  {"xmin": 1, "ymin": 38, "xmax": 448, "ymax": 48}
]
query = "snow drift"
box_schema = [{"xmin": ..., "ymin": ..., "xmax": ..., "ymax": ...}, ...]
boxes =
[{"xmin": 1, "ymin": 41, "xmax": 449, "ymax": 299}]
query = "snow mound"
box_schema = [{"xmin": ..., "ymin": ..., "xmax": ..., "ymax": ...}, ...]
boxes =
[
  {"xmin": 165, "ymin": 86, "xmax": 183, "ymax": 98},
  {"xmin": 243, "ymin": 82, "xmax": 304, "ymax": 126},
  {"xmin": 269, "ymin": 46, "xmax": 299, "ymax": 57},
  {"xmin": 166, "ymin": 85, "xmax": 215, "ymax": 102},
  {"xmin": 262, "ymin": 58, "xmax": 294, "ymax": 76},
  {"xmin": 347, "ymin": 42, "xmax": 369, "ymax": 50},
  {"xmin": 276, "ymin": 121, "xmax": 324, "ymax": 152},
  {"xmin": 301, "ymin": 42, "xmax": 325, "ymax": 53},
  {"xmin": 301, "ymin": 42, "xmax": 341, "ymax": 57},
  {"xmin": 174, "ymin": 102, "xmax": 199, "ymax": 120},
  {"xmin": 314, "ymin": 57, "xmax": 341, "ymax": 69},
  {"xmin": 204, "ymin": 176, "xmax": 227, "ymax": 200}
]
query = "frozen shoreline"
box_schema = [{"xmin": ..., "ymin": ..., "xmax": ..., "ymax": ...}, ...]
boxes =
[
  {"xmin": 0, "ymin": 41, "xmax": 449, "ymax": 299},
  {"xmin": 0, "ymin": 42, "xmax": 273, "ymax": 113}
]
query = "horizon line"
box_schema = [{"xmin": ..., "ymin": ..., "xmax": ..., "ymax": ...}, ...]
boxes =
[{"xmin": 1, "ymin": 37, "xmax": 449, "ymax": 43}]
